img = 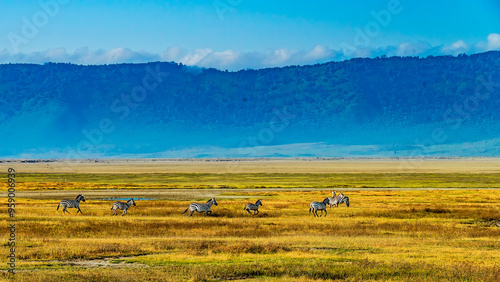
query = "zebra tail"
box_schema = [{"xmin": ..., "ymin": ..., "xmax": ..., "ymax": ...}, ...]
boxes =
[
  {"xmin": 57, "ymin": 204, "xmax": 60, "ymax": 210},
  {"xmin": 182, "ymin": 208, "xmax": 189, "ymax": 214},
  {"xmin": 309, "ymin": 207, "xmax": 311, "ymax": 214}
]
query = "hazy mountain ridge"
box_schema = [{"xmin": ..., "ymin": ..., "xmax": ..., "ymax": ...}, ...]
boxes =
[{"xmin": 1, "ymin": 51, "xmax": 499, "ymax": 158}]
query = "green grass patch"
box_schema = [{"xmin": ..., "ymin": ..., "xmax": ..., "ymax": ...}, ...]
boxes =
[{"xmin": 11, "ymin": 172, "xmax": 500, "ymax": 190}]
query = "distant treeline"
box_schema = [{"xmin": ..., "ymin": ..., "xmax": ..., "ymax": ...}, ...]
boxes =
[{"xmin": 1, "ymin": 51, "xmax": 499, "ymax": 156}]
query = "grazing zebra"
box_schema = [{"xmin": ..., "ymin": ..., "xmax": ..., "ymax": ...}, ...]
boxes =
[
  {"xmin": 182, "ymin": 198, "xmax": 218, "ymax": 217},
  {"xmin": 244, "ymin": 199, "xmax": 263, "ymax": 215},
  {"xmin": 328, "ymin": 191, "xmax": 338, "ymax": 208},
  {"xmin": 111, "ymin": 198, "xmax": 136, "ymax": 216},
  {"xmin": 309, "ymin": 198, "xmax": 330, "ymax": 217},
  {"xmin": 332, "ymin": 192, "xmax": 350, "ymax": 207},
  {"xmin": 57, "ymin": 194, "xmax": 86, "ymax": 215}
]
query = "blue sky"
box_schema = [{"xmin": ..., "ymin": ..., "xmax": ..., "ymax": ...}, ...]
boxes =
[{"xmin": 1, "ymin": 0, "xmax": 499, "ymax": 70}]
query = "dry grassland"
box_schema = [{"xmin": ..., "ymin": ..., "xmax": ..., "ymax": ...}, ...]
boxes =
[
  {"xmin": 1, "ymin": 159, "xmax": 499, "ymax": 281},
  {"xmin": 1, "ymin": 189, "xmax": 500, "ymax": 281},
  {"xmin": 1, "ymin": 158, "xmax": 499, "ymax": 174}
]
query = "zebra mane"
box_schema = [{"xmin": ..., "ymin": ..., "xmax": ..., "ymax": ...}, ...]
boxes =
[{"xmin": 76, "ymin": 194, "xmax": 84, "ymax": 199}]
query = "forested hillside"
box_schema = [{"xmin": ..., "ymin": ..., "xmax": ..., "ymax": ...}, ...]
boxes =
[{"xmin": 1, "ymin": 51, "xmax": 499, "ymax": 158}]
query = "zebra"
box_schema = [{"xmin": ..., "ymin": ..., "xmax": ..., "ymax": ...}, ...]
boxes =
[
  {"xmin": 182, "ymin": 198, "xmax": 218, "ymax": 217},
  {"xmin": 328, "ymin": 191, "xmax": 338, "ymax": 208},
  {"xmin": 57, "ymin": 194, "xmax": 85, "ymax": 215},
  {"xmin": 244, "ymin": 199, "xmax": 263, "ymax": 215},
  {"xmin": 111, "ymin": 198, "xmax": 136, "ymax": 216},
  {"xmin": 309, "ymin": 197, "xmax": 330, "ymax": 217},
  {"xmin": 331, "ymin": 192, "xmax": 350, "ymax": 207}
]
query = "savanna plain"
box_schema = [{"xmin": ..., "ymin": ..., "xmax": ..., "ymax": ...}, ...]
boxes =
[{"xmin": 1, "ymin": 159, "xmax": 500, "ymax": 281}]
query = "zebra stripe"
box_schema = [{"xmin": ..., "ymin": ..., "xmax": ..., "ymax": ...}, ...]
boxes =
[
  {"xmin": 309, "ymin": 197, "xmax": 330, "ymax": 217},
  {"xmin": 334, "ymin": 193, "xmax": 350, "ymax": 207},
  {"xmin": 182, "ymin": 198, "xmax": 218, "ymax": 217},
  {"xmin": 57, "ymin": 194, "xmax": 85, "ymax": 215},
  {"xmin": 111, "ymin": 198, "xmax": 136, "ymax": 216},
  {"xmin": 244, "ymin": 199, "xmax": 262, "ymax": 215},
  {"xmin": 328, "ymin": 191, "xmax": 337, "ymax": 208}
]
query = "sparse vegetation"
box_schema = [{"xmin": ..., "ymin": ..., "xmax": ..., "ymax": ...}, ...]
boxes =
[
  {"xmin": 2, "ymin": 189, "xmax": 500, "ymax": 281},
  {"xmin": 1, "ymin": 160, "xmax": 499, "ymax": 281},
  {"xmin": 3, "ymin": 172, "xmax": 500, "ymax": 190}
]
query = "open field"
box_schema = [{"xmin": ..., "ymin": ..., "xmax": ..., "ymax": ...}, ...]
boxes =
[
  {"xmin": 2, "ymin": 189, "xmax": 500, "ymax": 281},
  {"xmin": 3, "ymin": 172, "xmax": 500, "ymax": 190},
  {"xmin": 1, "ymin": 159, "xmax": 500, "ymax": 190},
  {"xmin": 1, "ymin": 158, "xmax": 500, "ymax": 174},
  {"xmin": 2, "ymin": 159, "xmax": 500, "ymax": 281}
]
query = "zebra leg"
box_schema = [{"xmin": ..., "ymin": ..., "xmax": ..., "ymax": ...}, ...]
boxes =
[
  {"xmin": 254, "ymin": 210, "xmax": 259, "ymax": 215},
  {"xmin": 207, "ymin": 211, "xmax": 212, "ymax": 216},
  {"xmin": 324, "ymin": 209, "xmax": 327, "ymax": 217},
  {"xmin": 63, "ymin": 208, "xmax": 69, "ymax": 214},
  {"xmin": 77, "ymin": 208, "xmax": 82, "ymax": 214},
  {"xmin": 189, "ymin": 210, "xmax": 194, "ymax": 217},
  {"xmin": 245, "ymin": 209, "xmax": 252, "ymax": 214}
]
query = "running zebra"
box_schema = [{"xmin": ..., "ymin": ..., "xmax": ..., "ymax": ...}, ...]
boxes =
[
  {"xmin": 111, "ymin": 198, "xmax": 136, "ymax": 216},
  {"xmin": 331, "ymin": 192, "xmax": 350, "ymax": 207},
  {"xmin": 328, "ymin": 191, "xmax": 337, "ymax": 208},
  {"xmin": 309, "ymin": 197, "xmax": 330, "ymax": 217},
  {"xmin": 244, "ymin": 199, "xmax": 263, "ymax": 215},
  {"xmin": 57, "ymin": 194, "xmax": 86, "ymax": 215},
  {"xmin": 182, "ymin": 198, "xmax": 218, "ymax": 217}
]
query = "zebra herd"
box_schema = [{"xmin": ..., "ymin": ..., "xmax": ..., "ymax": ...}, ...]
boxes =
[
  {"xmin": 56, "ymin": 195, "xmax": 137, "ymax": 216},
  {"xmin": 309, "ymin": 192, "xmax": 350, "ymax": 217},
  {"xmin": 57, "ymin": 192, "xmax": 349, "ymax": 217}
]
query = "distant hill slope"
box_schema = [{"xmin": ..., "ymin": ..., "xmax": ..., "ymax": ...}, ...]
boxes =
[{"xmin": 1, "ymin": 51, "xmax": 499, "ymax": 158}]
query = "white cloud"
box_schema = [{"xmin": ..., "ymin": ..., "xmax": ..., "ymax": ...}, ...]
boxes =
[
  {"xmin": 395, "ymin": 41, "xmax": 432, "ymax": 57},
  {"xmin": 476, "ymin": 33, "xmax": 500, "ymax": 52},
  {"xmin": 269, "ymin": 49, "xmax": 294, "ymax": 64},
  {"xmin": 304, "ymin": 44, "xmax": 332, "ymax": 60},
  {"xmin": 162, "ymin": 45, "xmax": 184, "ymax": 62},
  {"xmin": 486, "ymin": 33, "xmax": 500, "ymax": 50},
  {"xmin": 441, "ymin": 40, "xmax": 469, "ymax": 56},
  {"xmin": 180, "ymin": 48, "xmax": 212, "ymax": 66},
  {"xmin": 1, "ymin": 34, "xmax": 499, "ymax": 70},
  {"xmin": 0, "ymin": 47, "xmax": 161, "ymax": 65}
]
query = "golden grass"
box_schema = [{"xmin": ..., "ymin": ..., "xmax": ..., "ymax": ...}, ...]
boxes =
[
  {"xmin": 2, "ymin": 189, "xmax": 500, "ymax": 281},
  {"xmin": 3, "ymin": 172, "xmax": 500, "ymax": 191},
  {"xmin": 1, "ymin": 158, "xmax": 500, "ymax": 174}
]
